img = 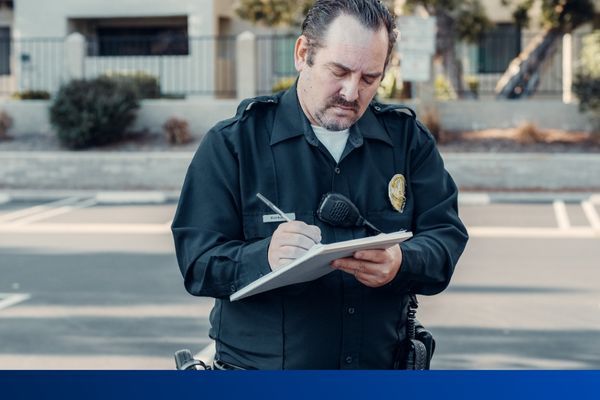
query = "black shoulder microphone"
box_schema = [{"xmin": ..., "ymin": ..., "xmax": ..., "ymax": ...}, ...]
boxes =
[{"xmin": 316, "ymin": 193, "xmax": 381, "ymax": 234}]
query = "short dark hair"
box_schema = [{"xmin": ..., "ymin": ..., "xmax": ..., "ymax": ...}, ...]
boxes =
[{"xmin": 301, "ymin": 0, "xmax": 398, "ymax": 68}]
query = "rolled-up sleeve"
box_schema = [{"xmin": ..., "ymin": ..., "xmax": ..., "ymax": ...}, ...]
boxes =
[{"xmin": 171, "ymin": 129, "xmax": 272, "ymax": 298}]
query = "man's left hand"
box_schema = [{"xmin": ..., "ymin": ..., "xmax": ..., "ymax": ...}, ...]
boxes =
[{"xmin": 330, "ymin": 244, "xmax": 402, "ymax": 287}]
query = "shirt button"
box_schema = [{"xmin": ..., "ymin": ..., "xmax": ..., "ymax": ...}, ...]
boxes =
[
  {"xmin": 345, "ymin": 356, "xmax": 353, "ymax": 364},
  {"xmin": 334, "ymin": 167, "xmax": 341, "ymax": 175},
  {"xmin": 230, "ymin": 284, "xmax": 236, "ymax": 293},
  {"xmin": 347, "ymin": 307, "xmax": 355, "ymax": 315}
]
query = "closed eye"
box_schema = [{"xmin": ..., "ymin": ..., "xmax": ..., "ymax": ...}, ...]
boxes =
[
  {"xmin": 330, "ymin": 68, "xmax": 348, "ymax": 78},
  {"xmin": 362, "ymin": 76, "xmax": 376, "ymax": 85}
]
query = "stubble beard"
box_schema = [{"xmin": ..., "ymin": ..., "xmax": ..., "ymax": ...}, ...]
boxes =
[{"xmin": 315, "ymin": 95, "xmax": 360, "ymax": 131}]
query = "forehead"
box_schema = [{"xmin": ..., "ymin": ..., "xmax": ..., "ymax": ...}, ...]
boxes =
[{"xmin": 316, "ymin": 14, "xmax": 388, "ymax": 72}]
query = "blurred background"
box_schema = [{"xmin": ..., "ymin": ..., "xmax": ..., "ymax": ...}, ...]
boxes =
[{"xmin": 0, "ymin": 0, "xmax": 599, "ymax": 369}]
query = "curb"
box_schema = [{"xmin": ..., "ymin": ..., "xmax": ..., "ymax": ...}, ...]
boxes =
[
  {"xmin": 442, "ymin": 153, "xmax": 600, "ymax": 192},
  {"xmin": 2, "ymin": 190, "xmax": 599, "ymax": 205},
  {"xmin": 1, "ymin": 151, "xmax": 599, "ymax": 192}
]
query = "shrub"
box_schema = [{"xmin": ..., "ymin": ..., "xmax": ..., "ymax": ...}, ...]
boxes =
[
  {"xmin": 573, "ymin": 31, "xmax": 600, "ymax": 136},
  {"xmin": 434, "ymin": 75, "xmax": 457, "ymax": 101},
  {"xmin": 465, "ymin": 75, "xmax": 479, "ymax": 98},
  {"xmin": 163, "ymin": 117, "xmax": 193, "ymax": 145},
  {"xmin": 49, "ymin": 76, "xmax": 140, "ymax": 149},
  {"xmin": 377, "ymin": 66, "xmax": 400, "ymax": 99},
  {"xmin": 11, "ymin": 90, "xmax": 51, "ymax": 100},
  {"xmin": 0, "ymin": 110, "xmax": 12, "ymax": 140},
  {"xmin": 101, "ymin": 71, "xmax": 161, "ymax": 99},
  {"xmin": 272, "ymin": 76, "xmax": 296, "ymax": 93}
]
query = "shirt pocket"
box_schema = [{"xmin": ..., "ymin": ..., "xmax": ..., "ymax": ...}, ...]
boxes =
[{"xmin": 366, "ymin": 211, "xmax": 413, "ymax": 234}]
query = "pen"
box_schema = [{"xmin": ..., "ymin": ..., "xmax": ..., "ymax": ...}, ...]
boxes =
[{"xmin": 256, "ymin": 193, "xmax": 293, "ymax": 222}]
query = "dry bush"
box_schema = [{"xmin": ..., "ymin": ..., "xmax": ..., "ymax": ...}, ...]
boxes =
[
  {"xmin": 0, "ymin": 110, "xmax": 13, "ymax": 140},
  {"xmin": 163, "ymin": 117, "xmax": 193, "ymax": 145},
  {"xmin": 420, "ymin": 107, "xmax": 445, "ymax": 143},
  {"xmin": 514, "ymin": 122, "xmax": 546, "ymax": 144}
]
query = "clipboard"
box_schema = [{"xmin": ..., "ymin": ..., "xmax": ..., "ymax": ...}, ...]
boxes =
[{"xmin": 230, "ymin": 230, "xmax": 413, "ymax": 301}]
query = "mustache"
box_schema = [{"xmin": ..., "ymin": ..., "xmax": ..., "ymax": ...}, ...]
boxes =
[{"xmin": 327, "ymin": 95, "xmax": 359, "ymax": 111}]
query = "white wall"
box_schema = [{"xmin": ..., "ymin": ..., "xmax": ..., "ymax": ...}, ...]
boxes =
[
  {"xmin": 12, "ymin": 0, "xmax": 215, "ymax": 94},
  {"xmin": 14, "ymin": 0, "xmax": 214, "ymax": 38}
]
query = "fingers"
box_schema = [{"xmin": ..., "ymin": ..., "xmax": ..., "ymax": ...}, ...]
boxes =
[
  {"xmin": 331, "ymin": 257, "xmax": 391, "ymax": 278},
  {"xmin": 353, "ymin": 245, "xmax": 401, "ymax": 263},
  {"xmin": 268, "ymin": 221, "xmax": 321, "ymax": 270},
  {"xmin": 330, "ymin": 245, "xmax": 402, "ymax": 288},
  {"xmin": 276, "ymin": 232, "xmax": 317, "ymax": 251},
  {"xmin": 276, "ymin": 221, "xmax": 321, "ymax": 244},
  {"xmin": 352, "ymin": 249, "xmax": 387, "ymax": 263}
]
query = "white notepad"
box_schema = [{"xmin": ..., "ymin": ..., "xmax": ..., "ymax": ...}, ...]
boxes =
[{"xmin": 230, "ymin": 230, "xmax": 413, "ymax": 301}]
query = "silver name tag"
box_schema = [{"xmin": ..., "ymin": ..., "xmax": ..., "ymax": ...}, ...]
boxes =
[{"xmin": 262, "ymin": 213, "xmax": 296, "ymax": 223}]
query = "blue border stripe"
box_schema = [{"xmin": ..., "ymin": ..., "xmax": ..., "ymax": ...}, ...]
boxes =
[{"xmin": 1, "ymin": 371, "xmax": 599, "ymax": 400}]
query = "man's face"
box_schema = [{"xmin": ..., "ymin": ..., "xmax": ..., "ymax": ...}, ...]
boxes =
[{"xmin": 295, "ymin": 14, "xmax": 388, "ymax": 131}]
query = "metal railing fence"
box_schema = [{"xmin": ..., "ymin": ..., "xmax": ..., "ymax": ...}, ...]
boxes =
[{"xmin": 0, "ymin": 32, "xmax": 589, "ymax": 99}]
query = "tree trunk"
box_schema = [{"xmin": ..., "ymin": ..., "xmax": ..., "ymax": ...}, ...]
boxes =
[
  {"xmin": 495, "ymin": 28, "xmax": 562, "ymax": 99},
  {"xmin": 435, "ymin": 10, "xmax": 464, "ymax": 98}
]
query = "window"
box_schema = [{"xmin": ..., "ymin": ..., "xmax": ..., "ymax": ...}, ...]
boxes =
[
  {"xmin": 478, "ymin": 24, "xmax": 521, "ymax": 74},
  {"xmin": 72, "ymin": 17, "xmax": 189, "ymax": 57},
  {"xmin": 0, "ymin": 27, "xmax": 9, "ymax": 75},
  {"xmin": 97, "ymin": 26, "xmax": 188, "ymax": 56}
]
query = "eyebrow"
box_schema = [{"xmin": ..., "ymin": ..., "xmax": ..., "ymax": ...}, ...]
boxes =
[{"xmin": 327, "ymin": 62, "xmax": 383, "ymax": 79}]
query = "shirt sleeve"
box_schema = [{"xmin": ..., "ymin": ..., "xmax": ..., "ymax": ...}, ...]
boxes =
[
  {"xmin": 171, "ymin": 128, "xmax": 272, "ymax": 299},
  {"xmin": 394, "ymin": 121, "xmax": 469, "ymax": 295}
]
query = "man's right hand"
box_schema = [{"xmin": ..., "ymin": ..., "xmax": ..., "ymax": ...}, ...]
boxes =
[{"xmin": 268, "ymin": 221, "xmax": 321, "ymax": 270}]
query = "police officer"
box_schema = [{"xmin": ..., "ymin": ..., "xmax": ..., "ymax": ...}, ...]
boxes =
[{"xmin": 172, "ymin": 0, "xmax": 468, "ymax": 370}]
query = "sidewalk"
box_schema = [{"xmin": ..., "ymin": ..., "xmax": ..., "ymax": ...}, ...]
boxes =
[{"xmin": 1, "ymin": 151, "xmax": 599, "ymax": 192}]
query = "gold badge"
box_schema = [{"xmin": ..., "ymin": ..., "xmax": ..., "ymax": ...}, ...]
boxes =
[{"xmin": 388, "ymin": 174, "xmax": 406, "ymax": 213}]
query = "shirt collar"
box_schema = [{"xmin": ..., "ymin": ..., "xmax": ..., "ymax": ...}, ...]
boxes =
[
  {"xmin": 270, "ymin": 83, "xmax": 317, "ymax": 146},
  {"xmin": 270, "ymin": 83, "xmax": 393, "ymax": 148}
]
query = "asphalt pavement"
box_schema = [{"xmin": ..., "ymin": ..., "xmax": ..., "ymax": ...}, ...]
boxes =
[{"xmin": 0, "ymin": 194, "xmax": 599, "ymax": 369}]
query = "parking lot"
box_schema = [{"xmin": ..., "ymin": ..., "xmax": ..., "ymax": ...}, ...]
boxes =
[{"xmin": 0, "ymin": 194, "xmax": 599, "ymax": 369}]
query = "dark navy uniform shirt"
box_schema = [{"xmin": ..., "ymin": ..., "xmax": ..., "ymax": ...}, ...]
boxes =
[{"xmin": 171, "ymin": 84, "xmax": 468, "ymax": 369}]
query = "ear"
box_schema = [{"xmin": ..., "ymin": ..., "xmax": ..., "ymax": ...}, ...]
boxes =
[{"xmin": 294, "ymin": 35, "xmax": 310, "ymax": 72}]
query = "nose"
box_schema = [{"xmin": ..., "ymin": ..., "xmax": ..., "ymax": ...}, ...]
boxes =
[{"xmin": 339, "ymin": 76, "xmax": 360, "ymax": 102}]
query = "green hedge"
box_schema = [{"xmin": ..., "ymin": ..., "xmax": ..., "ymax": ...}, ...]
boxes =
[
  {"xmin": 49, "ymin": 77, "xmax": 140, "ymax": 149},
  {"xmin": 11, "ymin": 90, "xmax": 51, "ymax": 100},
  {"xmin": 101, "ymin": 71, "xmax": 161, "ymax": 99}
]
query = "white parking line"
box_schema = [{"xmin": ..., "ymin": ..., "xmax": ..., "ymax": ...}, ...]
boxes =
[
  {"xmin": 553, "ymin": 200, "xmax": 571, "ymax": 230},
  {"xmin": 459, "ymin": 193, "xmax": 491, "ymax": 205},
  {"xmin": 0, "ymin": 197, "xmax": 82, "ymax": 223},
  {"xmin": 468, "ymin": 226, "xmax": 597, "ymax": 238},
  {"xmin": 0, "ymin": 223, "xmax": 170, "ymax": 234},
  {"xmin": 581, "ymin": 201, "xmax": 600, "ymax": 230},
  {"xmin": 9, "ymin": 198, "xmax": 97, "ymax": 226},
  {"xmin": 0, "ymin": 293, "xmax": 31, "ymax": 311}
]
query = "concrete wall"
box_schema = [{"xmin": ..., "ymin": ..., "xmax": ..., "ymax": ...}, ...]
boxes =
[
  {"xmin": 0, "ymin": 98, "xmax": 593, "ymax": 137},
  {"xmin": 436, "ymin": 100, "xmax": 594, "ymax": 132},
  {"xmin": 132, "ymin": 99, "xmax": 239, "ymax": 136}
]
